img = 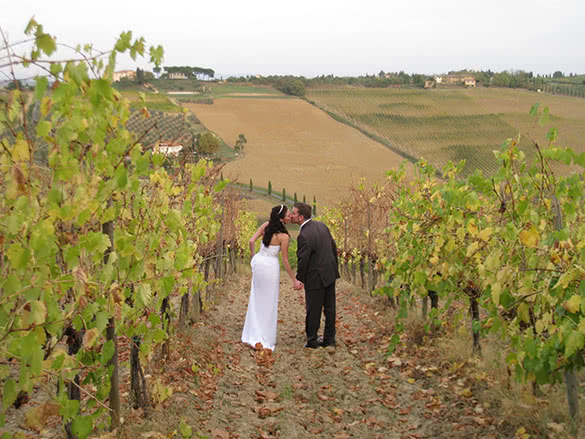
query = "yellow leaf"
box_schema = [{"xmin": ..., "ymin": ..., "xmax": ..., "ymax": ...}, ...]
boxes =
[
  {"xmin": 467, "ymin": 222, "xmax": 478, "ymax": 236},
  {"xmin": 514, "ymin": 426, "xmax": 530, "ymax": 439},
  {"xmin": 456, "ymin": 227, "xmax": 466, "ymax": 241},
  {"xmin": 407, "ymin": 378, "xmax": 416, "ymax": 384},
  {"xmin": 518, "ymin": 303, "xmax": 530, "ymax": 323},
  {"xmin": 564, "ymin": 295, "xmax": 581, "ymax": 314},
  {"xmin": 519, "ymin": 226, "xmax": 539, "ymax": 248},
  {"xmin": 491, "ymin": 282, "xmax": 502, "ymax": 305},
  {"xmin": 40, "ymin": 96, "xmax": 52, "ymax": 116},
  {"xmin": 535, "ymin": 319, "xmax": 544, "ymax": 334},
  {"xmin": 12, "ymin": 139, "xmax": 30, "ymax": 162},
  {"xmin": 478, "ymin": 227, "xmax": 493, "ymax": 242},
  {"xmin": 554, "ymin": 269, "xmax": 577, "ymax": 290},
  {"xmin": 466, "ymin": 242, "xmax": 479, "ymax": 258},
  {"xmin": 550, "ymin": 250, "xmax": 561, "ymax": 265}
]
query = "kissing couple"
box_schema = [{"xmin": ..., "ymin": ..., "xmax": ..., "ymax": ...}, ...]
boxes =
[{"xmin": 241, "ymin": 202, "xmax": 340, "ymax": 351}]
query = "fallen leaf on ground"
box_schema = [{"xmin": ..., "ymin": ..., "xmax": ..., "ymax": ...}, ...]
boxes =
[
  {"xmin": 211, "ymin": 429, "xmax": 230, "ymax": 439},
  {"xmin": 24, "ymin": 403, "xmax": 60, "ymax": 432},
  {"xmin": 256, "ymin": 407, "xmax": 272, "ymax": 419}
]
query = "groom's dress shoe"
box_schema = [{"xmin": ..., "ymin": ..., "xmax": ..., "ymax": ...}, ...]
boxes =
[
  {"xmin": 317, "ymin": 336, "xmax": 336, "ymax": 347},
  {"xmin": 304, "ymin": 342, "xmax": 319, "ymax": 349}
]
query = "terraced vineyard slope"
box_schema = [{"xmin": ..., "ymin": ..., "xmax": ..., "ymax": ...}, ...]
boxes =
[{"xmin": 306, "ymin": 87, "xmax": 585, "ymax": 176}]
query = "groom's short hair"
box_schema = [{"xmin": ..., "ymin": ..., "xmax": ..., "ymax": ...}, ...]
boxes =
[{"xmin": 294, "ymin": 202, "xmax": 312, "ymax": 220}]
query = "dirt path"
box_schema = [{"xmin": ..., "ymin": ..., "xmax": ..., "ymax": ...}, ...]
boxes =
[{"xmin": 190, "ymin": 272, "xmax": 499, "ymax": 439}]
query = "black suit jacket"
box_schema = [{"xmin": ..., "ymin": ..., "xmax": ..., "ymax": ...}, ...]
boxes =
[{"xmin": 296, "ymin": 220, "xmax": 340, "ymax": 290}]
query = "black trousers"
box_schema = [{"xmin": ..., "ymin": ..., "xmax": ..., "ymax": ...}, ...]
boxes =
[{"xmin": 305, "ymin": 283, "xmax": 336, "ymax": 345}]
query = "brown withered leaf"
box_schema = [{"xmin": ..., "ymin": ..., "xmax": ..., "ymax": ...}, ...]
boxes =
[
  {"xmin": 211, "ymin": 429, "xmax": 230, "ymax": 439},
  {"xmin": 13, "ymin": 165, "xmax": 27, "ymax": 195},
  {"xmin": 23, "ymin": 402, "xmax": 60, "ymax": 432},
  {"xmin": 256, "ymin": 407, "xmax": 272, "ymax": 419}
]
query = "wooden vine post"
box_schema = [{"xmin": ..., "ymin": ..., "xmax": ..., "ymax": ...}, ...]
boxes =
[
  {"xmin": 551, "ymin": 194, "xmax": 579, "ymax": 435},
  {"xmin": 102, "ymin": 217, "xmax": 120, "ymax": 429}
]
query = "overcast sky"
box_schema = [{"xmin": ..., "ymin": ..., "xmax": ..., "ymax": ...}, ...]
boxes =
[{"xmin": 3, "ymin": 0, "xmax": 585, "ymax": 78}]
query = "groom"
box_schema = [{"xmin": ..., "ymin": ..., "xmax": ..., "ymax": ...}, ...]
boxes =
[{"xmin": 291, "ymin": 202, "xmax": 340, "ymax": 348}]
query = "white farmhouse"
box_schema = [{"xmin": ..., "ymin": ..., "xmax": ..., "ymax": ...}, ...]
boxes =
[{"xmin": 157, "ymin": 142, "xmax": 183, "ymax": 156}]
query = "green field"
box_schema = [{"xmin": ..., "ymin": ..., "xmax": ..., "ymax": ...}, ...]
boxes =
[
  {"xmin": 121, "ymin": 90, "xmax": 183, "ymax": 113},
  {"xmin": 306, "ymin": 87, "xmax": 585, "ymax": 176},
  {"xmin": 208, "ymin": 83, "xmax": 283, "ymax": 97}
]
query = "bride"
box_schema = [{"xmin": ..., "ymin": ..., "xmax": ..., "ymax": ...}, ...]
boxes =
[{"xmin": 241, "ymin": 205, "xmax": 300, "ymax": 351}]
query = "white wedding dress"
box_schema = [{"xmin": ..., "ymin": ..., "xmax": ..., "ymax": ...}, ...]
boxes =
[{"xmin": 241, "ymin": 244, "xmax": 281, "ymax": 351}]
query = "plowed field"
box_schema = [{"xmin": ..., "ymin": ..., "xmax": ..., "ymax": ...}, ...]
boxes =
[{"xmin": 185, "ymin": 99, "xmax": 410, "ymax": 208}]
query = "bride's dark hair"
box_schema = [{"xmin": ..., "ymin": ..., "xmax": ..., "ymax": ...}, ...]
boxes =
[{"xmin": 262, "ymin": 205, "xmax": 289, "ymax": 247}]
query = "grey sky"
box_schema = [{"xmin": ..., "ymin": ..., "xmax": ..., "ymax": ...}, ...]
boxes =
[{"xmin": 3, "ymin": 0, "xmax": 585, "ymax": 78}]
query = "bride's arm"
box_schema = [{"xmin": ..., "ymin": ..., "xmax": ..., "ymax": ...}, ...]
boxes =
[
  {"xmin": 249, "ymin": 221, "xmax": 268, "ymax": 257},
  {"xmin": 279, "ymin": 235, "xmax": 297, "ymax": 283}
]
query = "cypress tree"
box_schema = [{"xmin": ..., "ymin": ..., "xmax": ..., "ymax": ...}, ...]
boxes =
[
  {"xmin": 313, "ymin": 195, "xmax": 317, "ymax": 216},
  {"xmin": 282, "ymin": 188, "xmax": 286, "ymax": 202},
  {"xmin": 249, "ymin": 178, "xmax": 253, "ymax": 192},
  {"xmin": 303, "ymin": 195, "xmax": 306, "ymax": 203},
  {"xmin": 268, "ymin": 180, "xmax": 272, "ymax": 196},
  {"xmin": 294, "ymin": 192, "xmax": 298, "ymax": 203}
]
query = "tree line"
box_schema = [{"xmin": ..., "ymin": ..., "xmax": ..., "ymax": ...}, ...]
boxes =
[{"xmin": 222, "ymin": 70, "xmax": 585, "ymax": 94}]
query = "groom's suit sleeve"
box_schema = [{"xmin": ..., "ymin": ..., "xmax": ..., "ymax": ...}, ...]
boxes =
[
  {"xmin": 296, "ymin": 231, "xmax": 310, "ymax": 285},
  {"xmin": 330, "ymin": 229, "xmax": 340, "ymax": 279}
]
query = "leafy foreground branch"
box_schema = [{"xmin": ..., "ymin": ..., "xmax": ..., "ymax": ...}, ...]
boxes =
[
  {"xmin": 0, "ymin": 20, "xmax": 257, "ymax": 438},
  {"xmin": 321, "ymin": 104, "xmax": 585, "ymax": 435}
]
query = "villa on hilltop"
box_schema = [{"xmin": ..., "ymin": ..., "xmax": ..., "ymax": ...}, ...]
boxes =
[
  {"xmin": 168, "ymin": 72, "xmax": 188, "ymax": 80},
  {"xmin": 113, "ymin": 70, "xmax": 136, "ymax": 82},
  {"xmin": 433, "ymin": 74, "xmax": 476, "ymax": 87}
]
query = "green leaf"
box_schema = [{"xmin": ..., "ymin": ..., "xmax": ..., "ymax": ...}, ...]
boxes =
[
  {"xmin": 101, "ymin": 340, "xmax": 115, "ymax": 363},
  {"xmin": 80, "ymin": 232, "xmax": 111, "ymax": 254},
  {"xmin": 24, "ymin": 18, "xmax": 38, "ymax": 35},
  {"xmin": 30, "ymin": 345, "xmax": 43, "ymax": 376},
  {"xmin": 36, "ymin": 33, "xmax": 56, "ymax": 56},
  {"xmin": 149, "ymin": 45, "xmax": 164, "ymax": 67},
  {"xmin": 546, "ymin": 127, "xmax": 558, "ymax": 143},
  {"xmin": 115, "ymin": 31, "xmax": 132, "ymax": 52},
  {"xmin": 136, "ymin": 284, "xmax": 152, "ymax": 309},
  {"xmin": 529, "ymin": 103, "xmax": 540, "ymax": 117},
  {"xmin": 2, "ymin": 379, "xmax": 17, "ymax": 408},
  {"xmin": 179, "ymin": 420, "xmax": 193, "ymax": 438},
  {"xmin": 50, "ymin": 63, "xmax": 62, "ymax": 76},
  {"xmin": 166, "ymin": 210, "xmax": 182, "ymax": 234},
  {"xmin": 36, "ymin": 120, "xmax": 52, "ymax": 138},
  {"xmin": 565, "ymin": 330, "xmax": 585, "ymax": 358},
  {"xmin": 6, "ymin": 243, "xmax": 31, "ymax": 270},
  {"xmin": 95, "ymin": 311, "xmax": 109, "ymax": 333},
  {"xmin": 72, "ymin": 416, "xmax": 93, "ymax": 438},
  {"xmin": 115, "ymin": 166, "xmax": 128, "ymax": 189},
  {"xmin": 538, "ymin": 106, "xmax": 550, "ymax": 127},
  {"xmin": 34, "ymin": 76, "xmax": 49, "ymax": 100}
]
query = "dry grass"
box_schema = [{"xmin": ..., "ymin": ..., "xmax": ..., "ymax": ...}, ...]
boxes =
[
  {"xmin": 430, "ymin": 313, "xmax": 583, "ymax": 438},
  {"xmin": 186, "ymin": 98, "xmax": 413, "ymax": 209}
]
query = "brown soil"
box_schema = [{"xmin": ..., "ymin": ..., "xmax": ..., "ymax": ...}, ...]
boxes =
[
  {"xmin": 114, "ymin": 271, "xmax": 514, "ymax": 439},
  {"xmin": 5, "ymin": 271, "xmax": 532, "ymax": 439}
]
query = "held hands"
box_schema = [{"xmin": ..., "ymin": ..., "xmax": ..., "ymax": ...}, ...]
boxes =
[{"xmin": 293, "ymin": 279, "xmax": 304, "ymax": 290}]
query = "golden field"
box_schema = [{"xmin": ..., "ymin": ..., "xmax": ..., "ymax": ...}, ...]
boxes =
[{"xmin": 185, "ymin": 98, "xmax": 411, "ymax": 209}]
